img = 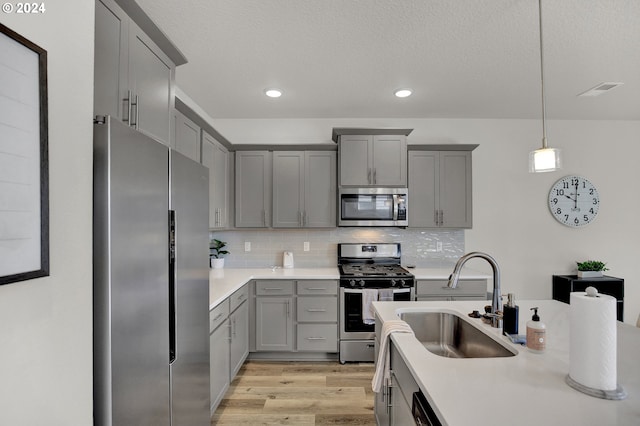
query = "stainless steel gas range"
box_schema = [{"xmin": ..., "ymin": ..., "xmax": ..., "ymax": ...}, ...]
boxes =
[{"xmin": 338, "ymin": 243, "xmax": 415, "ymax": 363}]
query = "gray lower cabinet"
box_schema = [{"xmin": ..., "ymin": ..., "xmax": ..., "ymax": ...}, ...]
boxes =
[
  {"xmin": 210, "ymin": 285, "xmax": 249, "ymax": 413},
  {"xmin": 339, "ymin": 135, "xmax": 407, "ymax": 187},
  {"xmin": 252, "ymin": 280, "xmax": 338, "ymax": 355},
  {"xmin": 272, "ymin": 151, "xmax": 336, "ymax": 228},
  {"xmin": 94, "ymin": 0, "xmax": 175, "ymax": 146},
  {"xmin": 209, "ymin": 301, "xmax": 230, "ymax": 413},
  {"xmin": 173, "ymin": 110, "xmax": 200, "ymax": 162},
  {"xmin": 202, "ymin": 131, "xmax": 231, "ymax": 228},
  {"xmin": 415, "ymin": 279, "xmax": 487, "ymax": 301},
  {"xmin": 235, "ymin": 151, "xmax": 271, "ymax": 227},
  {"xmin": 408, "ymin": 150, "xmax": 473, "ymax": 228}
]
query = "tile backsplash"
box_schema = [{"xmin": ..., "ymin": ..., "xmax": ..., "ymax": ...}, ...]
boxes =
[{"xmin": 210, "ymin": 228, "xmax": 464, "ymax": 268}]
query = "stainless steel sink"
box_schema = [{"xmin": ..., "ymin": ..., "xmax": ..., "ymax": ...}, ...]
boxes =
[{"xmin": 399, "ymin": 311, "xmax": 516, "ymax": 358}]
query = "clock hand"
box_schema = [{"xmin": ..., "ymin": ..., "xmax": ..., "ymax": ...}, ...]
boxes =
[{"xmin": 574, "ymin": 181, "xmax": 579, "ymax": 209}]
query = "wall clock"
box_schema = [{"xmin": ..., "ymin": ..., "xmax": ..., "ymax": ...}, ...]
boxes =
[{"xmin": 548, "ymin": 175, "xmax": 600, "ymax": 227}]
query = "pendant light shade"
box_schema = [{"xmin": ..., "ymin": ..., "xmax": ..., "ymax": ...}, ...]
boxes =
[{"xmin": 529, "ymin": 0, "xmax": 561, "ymax": 173}]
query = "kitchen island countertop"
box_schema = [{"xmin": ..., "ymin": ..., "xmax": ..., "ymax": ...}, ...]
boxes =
[{"xmin": 373, "ymin": 299, "xmax": 640, "ymax": 425}]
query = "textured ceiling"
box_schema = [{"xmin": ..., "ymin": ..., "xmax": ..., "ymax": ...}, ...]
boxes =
[{"xmin": 136, "ymin": 0, "xmax": 640, "ymax": 120}]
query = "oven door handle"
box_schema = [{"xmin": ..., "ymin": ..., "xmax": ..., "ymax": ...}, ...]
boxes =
[{"xmin": 342, "ymin": 287, "xmax": 412, "ymax": 294}]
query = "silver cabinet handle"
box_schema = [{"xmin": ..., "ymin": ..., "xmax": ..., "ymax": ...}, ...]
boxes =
[
  {"xmin": 305, "ymin": 337, "xmax": 326, "ymax": 340},
  {"xmin": 286, "ymin": 300, "xmax": 290, "ymax": 318},
  {"xmin": 123, "ymin": 90, "xmax": 132, "ymax": 124},
  {"xmin": 232, "ymin": 318, "xmax": 236, "ymax": 338},
  {"xmin": 305, "ymin": 288, "xmax": 327, "ymax": 291},
  {"xmin": 298, "ymin": 210, "xmax": 303, "ymax": 226},
  {"xmin": 373, "ymin": 168, "xmax": 377, "ymax": 184},
  {"xmin": 367, "ymin": 168, "xmax": 371, "ymax": 184},
  {"xmin": 261, "ymin": 210, "xmax": 266, "ymax": 226},
  {"xmin": 303, "ymin": 211, "xmax": 307, "ymax": 227},
  {"xmin": 213, "ymin": 313, "xmax": 223, "ymax": 321},
  {"xmin": 131, "ymin": 94, "xmax": 139, "ymax": 129},
  {"xmin": 434, "ymin": 210, "xmax": 438, "ymax": 225},
  {"xmin": 306, "ymin": 308, "xmax": 327, "ymax": 312},
  {"xmin": 263, "ymin": 287, "xmax": 283, "ymax": 291},
  {"xmin": 439, "ymin": 210, "xmax": 444, "ymax": 226}
]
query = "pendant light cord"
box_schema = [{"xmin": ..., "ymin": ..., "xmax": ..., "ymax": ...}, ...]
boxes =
[{"xmin": 538, "ymin": 0, "xmax": 548, "ymax": 149}]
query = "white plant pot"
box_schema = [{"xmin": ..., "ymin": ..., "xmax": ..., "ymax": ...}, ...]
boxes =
[
  {"xmin": 577, "ymin": 270, "xmax": 603, "ymax": 278},
  {"xmin": 211, "ymin": 258, "xmax": 225, "ymax": 269}
]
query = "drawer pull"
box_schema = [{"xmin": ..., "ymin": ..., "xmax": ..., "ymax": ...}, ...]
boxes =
[
  {"xmin": 212, "ymin": 313, "xmax": 224, "ymax": 321},
  {"xmin": 305, "ymin": 287, "xmax": 327, "ymax": 291},
  {"xmin": 306, "ymin": 308, "xmax": 327, "ymax": 312},
  {"xmin": 306, "ymin": 337, "xmax": 327, "ymax": 340},
  {"xmin": 263, "ymin": 287, "xmax": 283, "ymax": 291}
]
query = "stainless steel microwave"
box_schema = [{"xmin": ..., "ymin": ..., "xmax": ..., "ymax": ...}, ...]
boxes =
[{"xmin": 339, "ymin": 188, "xmax": 408, "ymax": 227}]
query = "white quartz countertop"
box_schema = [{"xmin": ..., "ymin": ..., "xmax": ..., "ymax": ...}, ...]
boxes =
[
  {"xmin": 209, "ymin": 267, "xmax": 490, "ymax": 310},
  {"xmin": 208, "ymin": 267, "xmax": 339, "ymax": 310},
  {"xmin": 407, "ymin": 267, "xmax": 490, "ymax": 280},
  {"xmin": 373, "ymin": 299, "xmax": 640, "ymax": 426}
]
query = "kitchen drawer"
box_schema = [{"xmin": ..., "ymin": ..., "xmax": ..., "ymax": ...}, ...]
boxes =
[
  {"xmin": 229, "ymin": 284, "xmax": 248, "ymax": 312},
  {"xmin": 297, "ymin": 296, "xmax": 337, "ymax": 322},
  {"xmin": 255, "ymin": 280, "xmax": 294, "ymax": 296},
  {"xmin": 210, "ymin": 299, "xmax": 230, "ymax": 333},
  {"xmin": 416, "ymin": 279, "xmax": 486, "ymax": 297},
  {"xmin": 296, "ymin": 324, "xmax": 337, "ymax": 352},
  {"xmin": 297, "ymin": 280, "xmax": 338, "ymax": 295}
]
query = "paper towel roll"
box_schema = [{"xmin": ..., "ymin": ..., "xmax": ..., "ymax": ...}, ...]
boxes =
[{"xmin": 568, "ymin": 289, "xmax": 617, "ymax": 391}]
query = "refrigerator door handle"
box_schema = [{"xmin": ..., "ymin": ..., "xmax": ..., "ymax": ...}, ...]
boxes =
[{"xmin": 169, "ymin": 209, "xmax": 177, "ymax": 363}]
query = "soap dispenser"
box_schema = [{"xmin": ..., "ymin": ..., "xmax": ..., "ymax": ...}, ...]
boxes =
[
  {"xmin": 503, "ymin": 293, "xmax": 519, "ymax": 336},
  {"xmin": 526, "ymin": 307, "xmax": 546, "ymax": 353}
]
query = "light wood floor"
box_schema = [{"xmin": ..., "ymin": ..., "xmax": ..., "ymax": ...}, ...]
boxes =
[{"xmin": 211, "ymin": 360, "xmax": 377, "ymax": 425}]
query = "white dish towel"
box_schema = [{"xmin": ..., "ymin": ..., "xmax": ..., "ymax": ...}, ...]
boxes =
[
  {"xmin": 372, "ymin": 319, "xmax": 415, "ymax": 393},
  {"xmin": 362, "ymin": 289, "xmax": 378, "ymax": 325}
]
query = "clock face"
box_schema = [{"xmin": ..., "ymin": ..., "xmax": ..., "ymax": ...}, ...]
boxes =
[{"xmin": 548, "ymin": 176, "xmax": 600, "ymax": 227}]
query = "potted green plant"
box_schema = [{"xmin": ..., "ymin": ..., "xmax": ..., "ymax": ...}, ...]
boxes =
[
  {"xmin": 210, "ymin": 239, "xmax": 229, "ymax": 269},
  {"xmin": 576, "ymin": 260, "xmax": 608, "ymax": 278}
]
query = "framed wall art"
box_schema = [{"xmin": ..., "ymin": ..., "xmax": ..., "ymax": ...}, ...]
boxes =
[{"xmin": 0, "ymin": 23, "xmax": 49, "ymax": 285}]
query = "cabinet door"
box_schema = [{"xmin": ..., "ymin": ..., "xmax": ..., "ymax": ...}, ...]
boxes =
[
  {"xmin": 339, "ymin": 135, "xmax": 372, "ymax": 186},
  {"xmin": 255, "ymin": 297, "xmax": 293, "ymax": 351},
  {"xmin": 440, "ymin": 151, "xmax": 472, "ymax": 228},
  {"xmin": 94, "ymin": 0, "xmax": 128, "ymax": 121},
  {"xmin": 235, "ymin": 151, "xmax": 271, "ymax": 227},
  {"xmin": 372, "ymin": 135, "xmax": 407, "ymax": 186},
  {"xmin": 304, "ymin": 151, "xmax": 336, "ymax": 227},
  {"xmin": 202, "ymin": 132, "xmax": 229, "ymax": 228},
  {"xmin": 209, "ymin": 319, "xmax": 230, "ymax": 412},
  {"xmin": 273, "ymin": 152, "xmax": 304, "ymax": 228},
  {"xmin": 174, "ymin": 111, "xmax": 200, "ymax": 162},
  {"xmin": 229, "ymin": 301, "xmax": 249, "ymax": 379},
  {"xmin": 128, "ymin": 22, "xmax": 174, "ymax": 145},
  {"xmin": 408, "ymin": 151, "xmax": 438, "ymax": 227}
]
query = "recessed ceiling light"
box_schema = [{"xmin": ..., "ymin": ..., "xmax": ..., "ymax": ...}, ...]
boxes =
[
  {"xmin": 394, "ymin": 89, "xmax": 412, "ymax": 98},
  {"xmin": 577, "ymin": 82, "xmax": 623, "ymax": 97},
  {"xmin": 264, "ymin": 88, "xmax": 282, "ymax": 98}
]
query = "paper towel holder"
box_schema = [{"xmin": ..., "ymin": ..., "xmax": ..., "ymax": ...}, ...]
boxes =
[{"xmin": 565, "ymin": 375, "xmax": 627, "ymax": 400}]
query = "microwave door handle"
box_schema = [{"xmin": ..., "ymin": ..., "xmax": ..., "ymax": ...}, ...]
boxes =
[{"xmin": 392, "ymin": 195, "xmax": 399, "ymax": 221}]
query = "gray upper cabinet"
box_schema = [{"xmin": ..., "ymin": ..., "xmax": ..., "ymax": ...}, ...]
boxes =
[
  {"xmin": 202, "ymin": 131, "xmax": 231, "ymax": 229},
  {"xmin": 173, "ymin": 110, "xmax": 200, "ymax": 162},
  {"xmin": 235, "ymin": 151, "xmax": 271, "ymax": 228},
  {"xmin": 408, "ymin": 150, "xmax": 473, "ymax": 228},
  {"xmin": 339, "ymin": 135, "xmax": 407, "ymax": 187},
  {"xmin": 94, "ymin": 0, "xmax": 175, "ymax": 146},
  {"xmin": 272, "ymin": 151, "xmax": 336, "ymax": 228}
]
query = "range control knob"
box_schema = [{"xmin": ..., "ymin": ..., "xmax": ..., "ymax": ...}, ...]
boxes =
[
  {"xmin": 390, "ymin": 279, "xmax": 397, "ymax": 287},
  {"xmin": 349, "ymin": 279, "xmax": 356, "ymax": 287},
  {"xmin": 399, "ymin": 279, "xmax": 406, "ymax": 287},
  {"xmin": 358, "ymin": 280, "xmax": 366, "ymax": 287}
]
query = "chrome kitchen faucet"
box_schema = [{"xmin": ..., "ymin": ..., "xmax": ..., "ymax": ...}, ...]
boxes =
[{"xmin": 447, "ymin": 252, "xmax": 503, "ymax": 328}]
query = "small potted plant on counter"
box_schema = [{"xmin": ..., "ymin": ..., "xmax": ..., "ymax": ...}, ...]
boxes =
[
  {"xmin": 210, "ymin": 239, "xmax": 229, "ymax": 269},
  {"xmin": 576, "ymin": 260, "xmax": 608, "ymax": 278}
]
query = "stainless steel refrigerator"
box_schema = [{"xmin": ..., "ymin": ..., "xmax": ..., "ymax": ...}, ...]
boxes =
[{"xmin": 93, "ymin": 116, "xmax": 209, "ymax": 425}]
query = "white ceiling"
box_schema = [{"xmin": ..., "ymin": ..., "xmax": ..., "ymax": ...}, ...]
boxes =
[{"xmin": 136, "ymin": 0, "xmax": 640, "ymax": 120}]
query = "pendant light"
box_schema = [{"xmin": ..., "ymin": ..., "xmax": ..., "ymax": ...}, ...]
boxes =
[{"xmin": 529, "ymin": 0, "xmax": 561, "ymax": 173}]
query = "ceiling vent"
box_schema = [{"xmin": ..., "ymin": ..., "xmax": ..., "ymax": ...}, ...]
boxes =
[{"xmin": 577, "ymin": 82, "xmax": 623, "ymax": 97}]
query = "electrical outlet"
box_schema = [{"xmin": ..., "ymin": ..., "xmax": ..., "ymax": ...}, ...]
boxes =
[
  {"xmin": 303, "ymin": 241, "xmax": 310, "ymax": 252},
  {"xmin": 244, "ymin": 241, "xmax": 251, "ymax": 252},
  {"xmin": 436, "ymin": 241, "xmax": 443, "ymax": 252}
]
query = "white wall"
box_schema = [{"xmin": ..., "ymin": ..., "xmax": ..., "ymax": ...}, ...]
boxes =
[
  {"xmin": 213, "ymin": 117, "xmax": 640, "ymax": 324},
  {"xmin": 0, "ymin": 3, "xmax": 95, "ymax": 425}
]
